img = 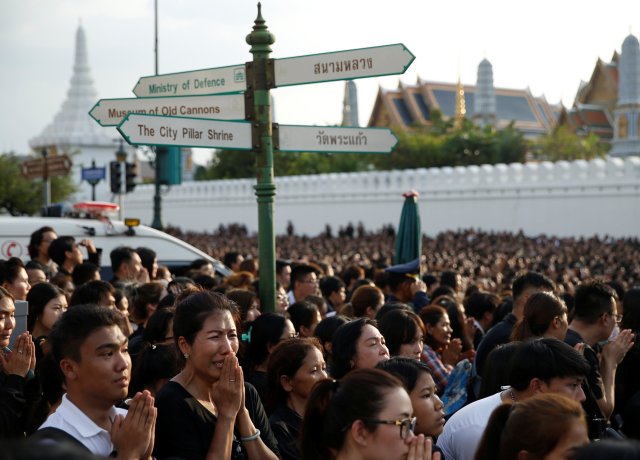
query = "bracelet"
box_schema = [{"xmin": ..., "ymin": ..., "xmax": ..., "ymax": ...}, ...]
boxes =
[{"xmin": 240, "ymin": 429, "xmax": 261, "ymax": 442}]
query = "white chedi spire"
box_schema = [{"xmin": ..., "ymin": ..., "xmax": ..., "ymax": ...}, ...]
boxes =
[
  {"xmin": 474, "ymin": 58, "xmax": 496, "ymax": 127},
  {"xmin": 618, "ymin": 34, "xmax": 640, "ymax": 105},
  {"xmin": 29, "ymin": 23, "xmax": 112, "ymax": 149}
]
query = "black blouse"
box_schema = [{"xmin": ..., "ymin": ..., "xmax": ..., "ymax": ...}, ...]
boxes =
[
  {"xmin": 153, "ymin": 380, "xmax": 280, "ymax": 460},
  {"xmin": 269, "ymin": 404, "xmax": 301, "ymax": 460}
]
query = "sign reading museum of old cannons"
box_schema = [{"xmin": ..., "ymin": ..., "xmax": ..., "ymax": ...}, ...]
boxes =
[{"xmin": 90, "ymin": 94, "xmax": 246, "ymax": 126}]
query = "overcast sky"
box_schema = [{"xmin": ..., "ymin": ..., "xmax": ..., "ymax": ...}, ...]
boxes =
[{"xmin": 1, "ymin": 0, "xmax": 638, "ymax": 163}]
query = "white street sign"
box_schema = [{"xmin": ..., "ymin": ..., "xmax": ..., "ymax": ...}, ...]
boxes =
[
  {"xmin": 133, "ymin": 64, "xmax": 247, "ymax": 97},
  {"xmin": 277, "ymin": 125, "xmax": 397, "ymax": 154},
  {"xmin": 274, "ymin": 44, "xmax": 415, "ymax": 87},
  {"xmin": 90, "ymin": 94, "xmax": 246, "ymax": 126},
  {"xmin": 118, "ymin": 114, "xmax": 252, "ymax": 150}
]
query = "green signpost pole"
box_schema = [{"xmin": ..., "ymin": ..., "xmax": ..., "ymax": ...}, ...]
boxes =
[{"xmin": 246, "ymin": 3, "xmax": 276, "ymax": 313}]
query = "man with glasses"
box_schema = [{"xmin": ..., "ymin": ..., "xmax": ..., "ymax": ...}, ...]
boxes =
[
  {"xmin": 287, "ymin": 264, "xmax": 319, "ymax": 305},
  {"xmin": 565, "ymin": 280, "xmax": 634, "ymax": 437}
]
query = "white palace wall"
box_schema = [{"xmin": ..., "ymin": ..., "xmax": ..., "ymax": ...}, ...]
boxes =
[{"xmin": 124, "ymin": 157, "xmax": 640, "ymax": 238}]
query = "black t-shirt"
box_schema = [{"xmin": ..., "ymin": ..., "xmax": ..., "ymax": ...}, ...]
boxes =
[
  {"xmin": 474, "ymin": 313, "xmax": 517, "ymax": 377},
  {"xmin": 153, "ymin": 381, "xmax": 280, "ymax": 460},
  {"xmin": 565, "ymin": 328, "xmax": 605, "ymax": 433},
  {"xmin": 269, "ymin": 404, "xmax": 301, "ymax": 460}
]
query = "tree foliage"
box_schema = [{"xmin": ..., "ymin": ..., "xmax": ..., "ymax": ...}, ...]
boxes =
[
  {"xmin": 0, "ymin": 153, "xmax": 76, "ymax": 216},
  {"xmin": 193, "ymin": 113, "xmax": 606, "ymax": 180},
  {"xmin": 528, "ymin": 125, "xmax": 608, "ymax": 161}
]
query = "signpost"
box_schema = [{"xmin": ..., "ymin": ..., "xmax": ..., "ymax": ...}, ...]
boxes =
[
  {"xmin": 21, "ymin": 155, "xmax": 72, "ymax": 180},
  {"xmin": 133, "ymin": 65, "xmax": 247, "ymax": 97},
  {"xmin": 91, "ymin": 3, "xmax": 415, "ymax": 313},
  {"xmin": 276, "ymin": 125, "xmax": 397, "ymax": 153},
  {"xmin": 274, "ymin": 44, "xmax": 415, "ymax": 87},
  {"xmin": 90, "ymin": 94, "xmax": 246, "ymax": 126},
  {"xmin": 117, "ymin": 114, "xmax": 252, "ymax": 150},
  {"xmin": 81, "ymin": 162, "xmax": 107, "ymax": 201}
]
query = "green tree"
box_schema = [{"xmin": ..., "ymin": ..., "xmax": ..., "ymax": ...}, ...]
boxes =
[
  {"xmin": 0, "ymin": 153, "xmax": 76, "ymax": 215},
  {"xmin": 529, "ymin": 126, "xmax": 608, "ymax": 161}
]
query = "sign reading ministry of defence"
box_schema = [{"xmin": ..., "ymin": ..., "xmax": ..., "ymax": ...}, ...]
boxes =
[{"xmin": 133, "ymin": 65, "xmax": 247, "ymax": 97}]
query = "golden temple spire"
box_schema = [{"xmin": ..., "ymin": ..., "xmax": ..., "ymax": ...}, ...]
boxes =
[{"xmin": 454, "ymin": 76, "xmax": 466, "ymax": 129}]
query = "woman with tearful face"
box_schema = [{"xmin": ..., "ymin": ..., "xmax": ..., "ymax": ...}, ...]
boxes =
[
  {"xmin": 330, "ymin": 318, "xmax": 390, "ymax": 379},
  {"xmin": 153, "ymin": 288, "xmax": 279, "ymax": 460}
]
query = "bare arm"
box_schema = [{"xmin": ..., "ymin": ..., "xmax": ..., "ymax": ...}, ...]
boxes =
[{"xmin": 598, "ymin": 329, "xmax": 634, "ymax": 419}]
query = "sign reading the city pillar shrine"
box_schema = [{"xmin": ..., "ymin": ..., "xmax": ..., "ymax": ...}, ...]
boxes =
[{"xmin": 117, "ymin": 114, "xmax": 252, "ymax": 150}]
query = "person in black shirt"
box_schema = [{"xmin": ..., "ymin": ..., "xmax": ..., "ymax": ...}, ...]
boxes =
[
  {"xmin": 267, "ymin": 337, "xmax": 327, "ymax": 460},
  {"xmin": 474, "ymin": 271, "xmax": 555, "ymax": 377},
  {"xmin": 154, "ymin": 289, "xmax": 279, "ymax": 460}
]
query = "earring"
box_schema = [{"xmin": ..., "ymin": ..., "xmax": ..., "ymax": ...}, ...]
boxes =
[{"xmin": 183, "ymin": 353, "xmax": 189, "ymax": 359}]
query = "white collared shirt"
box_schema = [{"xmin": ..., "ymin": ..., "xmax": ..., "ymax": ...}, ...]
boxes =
[{"xmin": 39, "ymin": 394, "xmax": 127, "ymax": 456}]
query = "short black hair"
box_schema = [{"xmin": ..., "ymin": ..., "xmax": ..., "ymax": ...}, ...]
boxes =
[
  {"xmin": 223, "ymin": 252, "xmax": 241, "ymax": 268},
  {"xmin": 508, "ymin": 338, "xmax": 590, "ymax": 391},
  {"xmin": 376, "ymin": 356, "xmax": 432, "ymax": 392},
  {"xmin": 136, "ymin": 247, "xmax": 157, "ymax": 275},
  {"xmin": 48, "ymin": 236, "xmax": 75, "ymax": 267},
  {"xmin": 110, "ymin": 246, "xmax": 137, "ymax": 273},
  {"xmin": 28, "ymin": 226, "xmax": 55, "ymax": 259},
  {"xmin": 49, "ymin": 305, "xmax": 120, "ymax": 366},
  {"xmin": 72, "ymin": 262, "xmax": 100, "ymax": 287},
  {"xmin": 290, "ymin": 264, "xmax": 318, "ymax": 290},
  {"xmin": 512, "ymin": 272, "xmax": 555, "ymax": 302},
  {"xmin": 573, "ymin": 280, "xmax": 617, "ymax": 324},
  {"xmin": 464, "ymin": 291, "xmax": 500, "ymax": 321},
  {"xmin": 288, "ymin": 301, "xmax": 319, "ymax": 332},
  {"xmin": 319, "ymin": 276, "xmax": 345, "ymax": 298},
  {"xmin": 70, "ymin": 280, "xmax": 114, "ymax": 307}
]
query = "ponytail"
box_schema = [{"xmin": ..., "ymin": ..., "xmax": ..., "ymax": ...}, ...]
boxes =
[
  {"xmin": 474, "ymin": 403, "xmax": 514, "ymax": 460},
  {"xmin": 300, "ymin": 378, "xmax": 338, "ymax": 460}
]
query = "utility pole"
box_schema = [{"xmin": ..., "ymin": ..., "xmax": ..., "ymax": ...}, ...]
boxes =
[{"xmin": 151, "ymin": 0, "xmax": 164, "ymax": 230}]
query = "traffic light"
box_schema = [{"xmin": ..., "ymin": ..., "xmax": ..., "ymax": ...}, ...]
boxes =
[
  {"xmin": 125, "ymin": 162, "xmax": 137, "ymax": 193},
  {"xmin": 109, "ymin": 161, "xmax": 122, "ymax": 194}
]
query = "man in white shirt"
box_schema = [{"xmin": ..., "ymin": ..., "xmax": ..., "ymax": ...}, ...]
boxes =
[
  {"xmin": 37, "ymin": 305, "xmax": 155, "ymax": 459},
  {"xmin": 437, "ymin": 338, "xmax": 590, "ymax": 460}
]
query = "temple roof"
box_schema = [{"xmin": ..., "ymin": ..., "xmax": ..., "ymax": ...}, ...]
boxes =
[
  {"xmin": 368, "ymin": 78, "xmax": 559, "ymax": 137},
  {"xmin": 29, "ymin": 24, "xmax": 112, "ymax": 149}
]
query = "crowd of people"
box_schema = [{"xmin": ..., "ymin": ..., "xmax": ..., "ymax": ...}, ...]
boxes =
[{"xmin": 0, "ymin": 222, "xmax": 640, "ymax": 459}]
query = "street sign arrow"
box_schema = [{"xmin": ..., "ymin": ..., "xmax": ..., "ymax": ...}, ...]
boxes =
[
  {"xmin": 277, "ymin": 125, "xmax": 397, "ymax": 154},
  {"xmin": 21, "ymin": 155, "xmax": 72, "ymax": 180},
  {"xmin": 90, "ymin": 94, "xmax": 246, "ymax": 126},
  {"xmin": 133, "ymin": 64, "xmax": 247, "ymax": 97},
  {"xmin": 117, "ymin": 114, "xmax": 252, "ymax": 150},
  {"xmin": 274, "ymin": 43, "xmax": 415, "ymax": 87}
]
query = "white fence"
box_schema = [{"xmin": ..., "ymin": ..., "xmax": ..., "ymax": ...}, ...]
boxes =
[{"xmin": 125, "ymin": 156, "xmax": 640, "ymax": 238}]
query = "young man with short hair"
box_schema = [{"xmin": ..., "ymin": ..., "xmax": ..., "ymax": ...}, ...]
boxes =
[
  {"xmin": 287, "ymin": 264, "xmax": 319, "ymax": 304},
  {"xmin": 36, "ymin": 305, "xmax": 155, "ymax": 458},
  {"xmin": 437, "ymin": 338, "xmax": 590, "ymax": 460},
  {"xmin": 565, "ymin": 280, "xmax": 634, "ymax": 431},
  {"xmin": 110, "ymin": 246, "xmax": 147, "ymax": 285}
]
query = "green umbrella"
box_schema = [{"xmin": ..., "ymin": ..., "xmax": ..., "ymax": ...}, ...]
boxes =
[{"xmin": 394, "ymin": 190, "xmax": 422, "ymax": 265}]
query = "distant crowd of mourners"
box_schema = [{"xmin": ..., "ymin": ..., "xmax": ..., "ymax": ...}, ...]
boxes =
[{"xmin": 1, "ymin": 223, "xmax": 640, "ymax": 459}]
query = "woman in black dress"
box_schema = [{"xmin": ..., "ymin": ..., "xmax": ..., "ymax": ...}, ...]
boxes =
[
  {"xmin": 267, "ymin": 337, "xmax": 327, "ymax": 460},
  {"xmin": 153, "ymin": 288, "xmax": 279, "ymax": 460}
]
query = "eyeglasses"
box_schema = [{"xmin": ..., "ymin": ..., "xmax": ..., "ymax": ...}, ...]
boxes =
[
  {"xmin": 363, "ymin": 416, "xmax": 417, "ymax": 439},
  {"xmin": 608, "ymin": 312, "xmax": 623, "ymax": 324}
]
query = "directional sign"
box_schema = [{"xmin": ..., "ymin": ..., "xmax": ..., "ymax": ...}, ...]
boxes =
[
  {"xmin": 21, "ymin": 155, "xmax": 72, "ymax": 180},
  {"xmin": 81, "ymin": 166, "xmax": 106, "ymax": 182},
  {"xmin": 277, "ymin": 125, "xmax": 397, "ymax": 154},
  {"xmin": 90, "ymin": 94, "xmax": 246, "ymax": 126},
  {"xmin": 118, "ymin": 114, "xmax": 252, "ymax": 150},
  {"xmin": 274, "ymin": 44, "xmax": 415, "ymax": 87},
  {"xmin": 133, "ymin": 64, "xmax": 247, "ymax": 97}
]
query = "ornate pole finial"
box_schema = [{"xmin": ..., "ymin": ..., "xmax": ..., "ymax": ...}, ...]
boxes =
[{"xmin": 246, "ymin": 2, "xmax": 275, "ymax": 53}]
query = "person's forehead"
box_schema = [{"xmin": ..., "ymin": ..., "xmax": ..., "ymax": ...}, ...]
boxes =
[
  {"xmin": 84, "ymin": 325, "xmax": 126, "ymax": 347},
  {"xmin": 0, "ymin": 298, "xmax": 15, "ymax": 313}
]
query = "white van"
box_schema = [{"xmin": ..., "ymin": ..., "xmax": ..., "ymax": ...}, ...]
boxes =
[{"xmin": 0, "ymin": 216, "xmax": 230, "ymax": 278}]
